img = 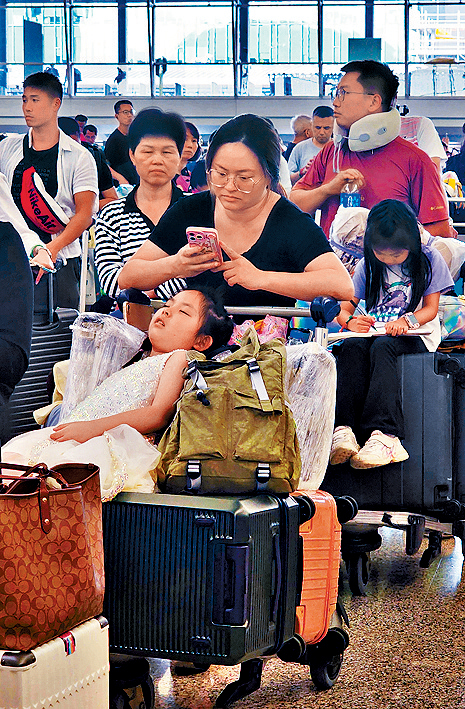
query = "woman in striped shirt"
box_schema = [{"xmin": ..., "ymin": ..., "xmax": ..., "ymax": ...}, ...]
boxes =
[{"xmin": 95, "ymin": 108, "xmax": 185, "ymax": 299}]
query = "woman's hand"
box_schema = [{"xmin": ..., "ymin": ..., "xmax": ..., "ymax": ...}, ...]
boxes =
[
  {"xmin": 215, "ymin": 242, "xmax": 262, "ymax": 290},
  {"xmin": 50, "ymin": 421, "xmax": 99, "ymax": 443},
  {"xmin": 347, "ymin": 315, "xmax": 376, "ymax": 333},
  {"xmin": 173, "ymin": 243, "xmax": 221, "ymax": 278},
  {"xmin": 384, "ymin": 317, "xmax": 409, "ymax": 337}
]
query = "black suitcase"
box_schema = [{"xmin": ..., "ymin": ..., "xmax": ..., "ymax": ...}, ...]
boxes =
[
  {"xmin": 324, "ymin": 352, "xmax": 456, "ymax": 516},
  {"xmin": 448, "ymin": 352, "xmax": 465, "ymax": 510},
  {"xmin": 102, "ymin": 492, "xmax": 300, "ymax": 665},
  {"xmin": 6, "ymin": 308, "xmax": 77, "ymax": 439}
]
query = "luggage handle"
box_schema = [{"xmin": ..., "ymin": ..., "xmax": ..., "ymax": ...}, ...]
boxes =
[
  {"xmin": 212, "ymin": 545, "xmax": 249, "ymax": 626},
  {"xmin": 270, "ymin": 532, "xmax": 282, "ymax": 627}
]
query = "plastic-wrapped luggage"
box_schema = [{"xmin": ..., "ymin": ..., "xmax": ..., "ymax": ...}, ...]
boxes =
[
  {"xmin": 285, "ymin": 341, "xmax": 336, "ymax": 491},
  {"xmin": 7, "ymin": 308, "xmax": 77, "ymax": 439},
  {"xmin": 0, "ymin": 616, "xmax": 109, "ymax": 708},
  {"xmin": 59, "ymin": 313, "xmax": 145, "ymax": 421}
]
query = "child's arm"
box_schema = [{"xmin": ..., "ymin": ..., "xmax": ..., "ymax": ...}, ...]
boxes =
[
  {"xmin": 50, "ymin": 350, "xmax": 187, "ymax": 443},
  {"xmin": 337, "ymin": 299, "xmax": 376, "ymax": 333},
  {"xmin": 384, "ymin": 292, "xmax": 440, "ymax": 336}
]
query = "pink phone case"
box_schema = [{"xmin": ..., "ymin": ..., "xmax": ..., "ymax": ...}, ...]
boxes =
[{"xmin": 186, "ymin": 227, "xmax": 223, "ymax": 264}]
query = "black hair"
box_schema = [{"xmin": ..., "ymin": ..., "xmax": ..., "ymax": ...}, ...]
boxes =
[
  {"xmin": 114, "ymin": 99, "xmax": 133, "ymax": 114},
  {"xmin": 190, "ymin": 159, "xmax": 207, "ymax": 191},
  {"xmin": 75, "ymin": 114, "xmax": 87, "ymax": 123},
  {"xmin": 58, "ymin": 116, "xmax": 80, "ymax": 137},
  {"xmin": 340, "ymin": 60, "xmax": 399, "ymax": 111},
  {"xmin": 206, "ymin": 114, "xmax": 281, "ymax": 192},
  {"xmin": 184, "ymin": 121, "xmax": 202, "ymax": 161},
  {"xmin": 23, "ymin": 71, "xmax": 63, "ymax": 101},
  {"xmin": 313, "ymin": 106, "xmax": 334, "ymax": 119},
  {"xmin": 83, "ymin": 124, "xmax": 97, "ymax": 135},
  {"xmin": 127, "ymin": 108, "xmax": 186, "ymax": 155},
  {"xmin": 363, "ymin": 199, "xmax": 432, "ymax": 314},
  {"xmin": 188, "ymin": 286, "xmax": 234, "ymax": 353}
]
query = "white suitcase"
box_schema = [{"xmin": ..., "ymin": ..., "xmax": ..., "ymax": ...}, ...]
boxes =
[{"xmin": 0, "ymin": 616, "xmax": 109, "ymax": 709}]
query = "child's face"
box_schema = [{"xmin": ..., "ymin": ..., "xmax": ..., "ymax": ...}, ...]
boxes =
[
  {"xmin": 148, "ymin": 290, "xmax": 207, "ymax": 353},
  {"xmin": 373, "ymin": 248, "xmax": 410, "ymax": 266}
]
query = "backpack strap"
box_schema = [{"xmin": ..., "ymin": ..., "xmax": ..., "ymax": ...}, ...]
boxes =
[
  {"xmin": 186, "ymin": 361, "xmax": 211, "ymax": 406},
  {"xmin": 246, "ymin": 358, "xmax": 273, "ymax": 413}
]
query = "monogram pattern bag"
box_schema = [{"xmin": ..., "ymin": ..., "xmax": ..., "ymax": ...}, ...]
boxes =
[{"xmin": 0, "ymin": 461, "xmax": 104, "ymax": 651}]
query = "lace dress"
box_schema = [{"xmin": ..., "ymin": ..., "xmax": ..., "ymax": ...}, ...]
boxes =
[{"xmin": 2, "ymin": 351, "xmax": 181, "ymax": 501}]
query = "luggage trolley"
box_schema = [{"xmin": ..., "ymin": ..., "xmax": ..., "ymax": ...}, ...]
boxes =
[
  {"xmin": 102, "ymin": 299, "xmax": 358, "ymax": 705},
  {"xmin": 309, "ymin": 296, "xmax": 465, "ymax": 596}
]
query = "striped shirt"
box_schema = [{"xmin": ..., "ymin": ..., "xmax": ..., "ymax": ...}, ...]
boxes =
[{"xmin": 94, "ymin": 184, "xmax": 184, "ymax": 298}]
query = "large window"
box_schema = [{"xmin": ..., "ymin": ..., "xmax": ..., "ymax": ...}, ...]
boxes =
[{"xmin": 2, "ymin": 0, "xmax": 465, "ymax": 97}]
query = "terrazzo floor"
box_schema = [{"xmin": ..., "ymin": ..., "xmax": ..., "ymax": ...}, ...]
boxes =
[{"xmin": 144, "ymin": 528, "xmax": 465, "ymax": 709}]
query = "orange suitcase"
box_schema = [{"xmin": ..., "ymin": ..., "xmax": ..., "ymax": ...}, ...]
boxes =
[
  {"xmin": 293, "ymin": 489, "xmax": 341, "ymax": 644},
  {"xmin": 277, "ymin": 490, "xmax": 354, "ymax": 689}
]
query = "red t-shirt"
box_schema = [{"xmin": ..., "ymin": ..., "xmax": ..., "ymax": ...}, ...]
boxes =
[{"xmin": 295, "ymin": 136, "xmax": 449, "ymax": 236}]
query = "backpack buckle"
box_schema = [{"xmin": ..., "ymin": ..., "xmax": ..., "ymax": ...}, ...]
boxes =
[
  {"xmin": 186, "ymin": 361, "xmax": 198, "ymax": 378},
  {"xmin": 247, "ymin": 358, "xmax": 260, "ymax": 374},
  {"xmin": 186, "ymin": 460, "xmax": 202, "ymax": 492},
  {"xmin": 256, "ymin": 462, "xmax": 271, "ymax": 491}
]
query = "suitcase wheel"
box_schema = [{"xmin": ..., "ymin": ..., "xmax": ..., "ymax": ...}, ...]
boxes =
[
  {"xmin": 309, "ymin": 652, "xmax": 344, "ymax": 690},
  {"xmin": 345, "ymin": 552, "xmax": 370, "ymax": 596},
  {"xmin": 419, "ymin": 530, "xmax": 443, "ymax": 568},
  {"xmin": 306, "ymin": 628, "xmax": 349, "ymax": 690}
]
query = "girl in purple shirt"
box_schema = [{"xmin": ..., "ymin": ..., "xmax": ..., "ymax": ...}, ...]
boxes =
[{"xmin": 329, "ymin": 199, "xmax": 454, "ymax": 469}]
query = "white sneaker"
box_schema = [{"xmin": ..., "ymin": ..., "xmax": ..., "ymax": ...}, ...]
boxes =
[
  {"xmin": 350, "ymin": 430, "xmax": 409, "ymax": 469},
  {"xmin": 330, "ymin": 426, "xmax": 360, "ymax": 465}
]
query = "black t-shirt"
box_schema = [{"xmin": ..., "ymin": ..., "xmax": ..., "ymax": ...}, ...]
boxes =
[
  {"xmin": 149, "ymin": 191, "xmax": 332, "ymax": 308},
  {"xmin": 283, "ymin": 142, "xmax": 297, "ymax": 162},
  {"xmin": 11, "ymin": 136, "xmax": 59, "ymax": 241},
  {"xmin": 104, "ymin": 129, "xmax": 138, "ymax": 185},
  {"xmin": 83, "ymin": 143, "xmax": 113, "ymax": 195}
]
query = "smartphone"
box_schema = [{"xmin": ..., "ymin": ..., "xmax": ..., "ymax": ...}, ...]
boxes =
[{"xmin": 186, "ymin": 226, "xmax": 223, "ymax": 265}]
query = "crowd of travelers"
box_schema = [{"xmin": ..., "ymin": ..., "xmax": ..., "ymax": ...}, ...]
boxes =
[{"xmin": 0, "ymin": 59, "xmax": 462, "ymax": 485}]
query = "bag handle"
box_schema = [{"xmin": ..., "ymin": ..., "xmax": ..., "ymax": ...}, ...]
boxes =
[{"xmin": 0, "ymin": 463, "xmax": 70, "ymax": 534}]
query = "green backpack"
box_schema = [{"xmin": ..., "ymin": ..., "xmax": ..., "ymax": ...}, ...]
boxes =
[{"xmin": 156, "ymin": 328, "xmax": 301, "ymax": 495}]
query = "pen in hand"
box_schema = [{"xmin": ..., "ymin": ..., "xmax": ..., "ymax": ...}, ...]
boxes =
[{"xmin": 349, "ymin": 299, "xmax": 378, "ymax": 331}]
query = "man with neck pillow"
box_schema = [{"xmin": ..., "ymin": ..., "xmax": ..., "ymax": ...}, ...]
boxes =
[{"xmin": 290, "ymin": 60, "xmax": 453, "ymax": 239}]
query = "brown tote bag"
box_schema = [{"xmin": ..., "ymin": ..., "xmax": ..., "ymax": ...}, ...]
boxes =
[{"xmin": 0, "ymin": 461, "xmax": 105, "ymax": 651}]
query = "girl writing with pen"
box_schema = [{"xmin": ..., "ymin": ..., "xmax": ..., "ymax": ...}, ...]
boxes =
[{"xmin": 330, "ymin": 199, "xmax": 454, "ymax": 469}]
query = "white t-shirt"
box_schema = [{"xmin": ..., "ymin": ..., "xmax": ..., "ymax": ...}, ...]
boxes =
[
  {"xmin": 0, "ymin": 129, "xmax": 98, "ymax": 260},
  {"xmin": 352, "ymin": 244, "xmax": 454, "ymax": 351},
  {"xmin": 0, "ymin": 171, "xmax": 46, "ymax": 257},
  {"xmin": 400, "ymin": 115, "xmax": 446, "ymax": 161}
]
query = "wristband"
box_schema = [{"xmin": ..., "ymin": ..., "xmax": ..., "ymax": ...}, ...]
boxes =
[
  {"xmin": 345, "ymin": 315, "xmax": 355, "ymax": 329},
  {"xmin": 30, "ymin": 245, "xmax": 53, "ymax": 259},
  {"xmin": 403, "ymin": 312, "xmax": 420, "ymax": 329}
]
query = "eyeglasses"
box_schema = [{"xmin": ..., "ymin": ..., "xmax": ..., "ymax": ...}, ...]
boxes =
[
  {"xmin": 207, "ymin": 169, "xmax": 262, "ymax": 194},
  {"xmin": 118, "ymin": 109, "xmax": 135, "ymax": 116},
  {"xmin": 333, "ymin": 88, "xmax": 375, "ymax": 101}
]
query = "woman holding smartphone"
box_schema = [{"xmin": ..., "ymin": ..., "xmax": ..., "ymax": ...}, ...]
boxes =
[{"xmin": 119, "ymin": 113, "xmax": 353, "ymax": 309}]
